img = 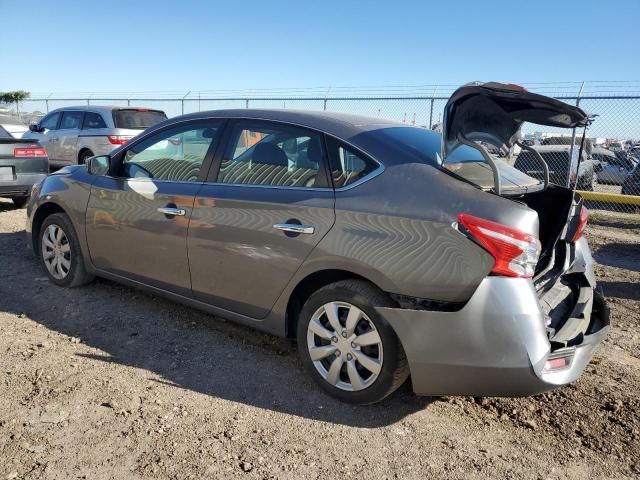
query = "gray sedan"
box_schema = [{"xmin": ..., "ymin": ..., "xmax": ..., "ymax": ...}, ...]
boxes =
[{"xmin": 26, "ymin": 82, "xmax": 609, "ymax": 404}]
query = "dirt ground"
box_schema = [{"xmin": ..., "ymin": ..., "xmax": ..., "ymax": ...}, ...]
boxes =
[{"xmin": 0, "ymin": 199, "xmax": 639, "ymax": 480}]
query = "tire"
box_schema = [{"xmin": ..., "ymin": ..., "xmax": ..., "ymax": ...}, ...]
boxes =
[
  {"xmin": 12, "ymin": 196, "xmax": 28, "ymax": 209},
  {"xmin": 297, "ymin": 279, "xmax": 409, "ymax": 404},
  {"xmin": 39, "ymin": 212, "xmax": 94, "ymax": 287},
  {"xmin": 78, "ymin": 149, "xmax": 94, "ymax": 165}
]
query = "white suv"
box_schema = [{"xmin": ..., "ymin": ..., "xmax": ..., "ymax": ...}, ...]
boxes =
[{"xmin": 23, "ymin": 106, "xmax": 167, "ymax": 167}]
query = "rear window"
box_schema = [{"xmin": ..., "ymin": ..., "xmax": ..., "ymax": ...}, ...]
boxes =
[
  {"xmin": 369, "ymin": 127, "xmax": 442, "ymax": 166},
  {"xmin": 113, "ymin": 109, "xmax": 167, "ymax": 129},
  {"xmin": 0, "ymin": 126, "xmax": 13, "ymax": 139}
]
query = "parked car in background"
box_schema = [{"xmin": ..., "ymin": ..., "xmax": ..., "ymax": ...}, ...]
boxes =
[
  {"xmin": 0, "ymin": 127, "xmax": 48, "ymax": 208},
  {"xmin": 621, "ymin": 162, "xmax": 640, "ymax": 196},
  {"xmin": 26, "ymin": 82, "xmax": 608, "ymax": 404},
  {"xmin": 23, "ymin": 106, "xmax": 167, "ymax": 168},
  {"xmin": 0, "ymin": 123, "xmax": 29, "ymax": 138},
  {"xmin": 514, "ymin": 144, "xmax": 598, "ymax": 190},
  {"xmin": 593, "ymin": 147, "xmax": 638, "ymax": 185}
]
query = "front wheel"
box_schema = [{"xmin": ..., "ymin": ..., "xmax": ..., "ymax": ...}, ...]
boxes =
[
  {"xmin": 297, "ymin": 280, "xmax": 409, "ymax": 404},
  {"xmin": 39, "ymin": 213, "xmax": 94, "ymax": 287}
]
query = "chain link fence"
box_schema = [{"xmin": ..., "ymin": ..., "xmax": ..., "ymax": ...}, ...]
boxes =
[{"xmin": 6, "ymin": 83, "xmax": 640, "ymax": 218}]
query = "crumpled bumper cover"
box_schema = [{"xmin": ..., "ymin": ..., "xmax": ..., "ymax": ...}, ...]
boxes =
[{"xmin": 378, "ymin": 272, "xmax": 609, "ymax": 397}]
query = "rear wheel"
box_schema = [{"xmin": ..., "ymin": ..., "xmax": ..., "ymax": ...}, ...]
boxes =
[
  {"xmin": 297, "ymin": 279, "xmax": 409, "ymax": 404},
  {"xmin": 78, "ymin": 149, "xmax": 94, "ymax": 165},
  {"xmin": 12, "ymin": 196, "xmax": 28, "ymax": 209},
  {"xmin": 39, "ymin": 213, "xmax": 94, "ymax": 287}
]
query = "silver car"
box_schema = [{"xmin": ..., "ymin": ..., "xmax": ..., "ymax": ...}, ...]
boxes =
[
  {"xmin": 26, "ymin": 82, "xmax": 609, "ymax": 404},
  {"xmin": 23, "ymin": 106, "xmax": 167, "ymax": 168}
]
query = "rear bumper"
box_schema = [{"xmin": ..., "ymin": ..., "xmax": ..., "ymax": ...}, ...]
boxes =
[
  {"xmin": 0, "ymin": 173, "xmax": 47, "ymax": 197},
  {"xmin": 378, "ymin": 240, "xmax": 608, "ymax": 397}
]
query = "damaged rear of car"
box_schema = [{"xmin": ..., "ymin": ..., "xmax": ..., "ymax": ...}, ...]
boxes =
[{"xmin": 377, "ymin": 82, "xmax": 609, "ymax": 397}]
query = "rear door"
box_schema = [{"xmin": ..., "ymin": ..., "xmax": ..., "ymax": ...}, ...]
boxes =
[
  {"xmin": 56, "ymin": 111, "xmax": 84, "ymax": 164},
  {"xmin": 85, "ymin": 120, "xmax": 224, "ymax": 294},
  {"xmin": 188, "ymin": 120, "xmax": 335, "ymax": 318}
]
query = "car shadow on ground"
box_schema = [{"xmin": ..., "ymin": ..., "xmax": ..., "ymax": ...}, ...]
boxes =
[
  {"xmin": 0, "ymin": 229, "xmax": 433, "ymax": 428},
  {"xmin": 599, "ymin": 281, "xmax": 640, "ymax": 301},
  {"xmin": 593, "ymin": 242, "xmax": 640, "ymax": 273}
]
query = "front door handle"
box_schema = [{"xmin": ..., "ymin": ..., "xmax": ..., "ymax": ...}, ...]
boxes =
[
  {"xmin": 273, "ymin": 223, "xmax": 315, "ymax": 235},
  {"xmin": 157, "ymin": 207, "xmax": 186, "ymax": 217}
]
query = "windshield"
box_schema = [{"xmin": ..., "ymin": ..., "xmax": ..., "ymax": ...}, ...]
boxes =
[{"xmin": 113, "ymin": 109, "xmax": 167, "ymax": 130}]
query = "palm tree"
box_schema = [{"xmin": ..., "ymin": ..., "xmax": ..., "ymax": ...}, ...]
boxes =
[{"xmin": 0, "ymin": 90, "xmax": 31, "ymax": 118}]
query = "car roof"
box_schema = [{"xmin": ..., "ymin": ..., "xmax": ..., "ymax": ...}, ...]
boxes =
[
  {"xmin": 174, "ymin": 109, "xmax": 404, "ymax": 139},
  {"xmin": 591, "ymin": 147, "xmax": 616, "ymax": 156},
  {"xmin": 46, "ymin": 105, "xmax": 164, "ymax": 115},
  {"xmin": 529, "ymin": 145, "xmax": 574, "ymax": 152}
]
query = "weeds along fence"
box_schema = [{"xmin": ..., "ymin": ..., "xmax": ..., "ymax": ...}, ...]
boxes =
[{"xmin": 13, "ymin": 82, "xmax": 640, "ymax": 218}]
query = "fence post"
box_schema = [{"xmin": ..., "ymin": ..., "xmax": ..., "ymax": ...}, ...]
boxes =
[
  {"xmin": 181, "ymin": 91, "xmax": 191, "ymax": 115},
  {"xmin": 245, "ymin": 99, "xmax": 249, "ymax": 109},
  {"xmin": 45, "ymin": 94, "xmax": 51, "ymax": 113},
  {"xmin": 567, "ymin": 81, "xmax": 586, "ymax": 187},
  {"xmin": 429, "ymin": 87, "xmax": 438, "ymax": 129},
  {"xmin": 323, "ymin": 99, "xmax": 327, "ymax": 111},
  {"xmin": 127, "ymin": 98, "xmax": 131, "ymax": 106}
]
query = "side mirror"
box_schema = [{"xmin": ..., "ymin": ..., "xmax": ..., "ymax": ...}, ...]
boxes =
[
  {"xmin": 88, "ymin": 155, "xmax": 111, "ymax": 176},
  {"xmin": 29, "ymin": 123, "xmax": 40, "ymax": 132}
]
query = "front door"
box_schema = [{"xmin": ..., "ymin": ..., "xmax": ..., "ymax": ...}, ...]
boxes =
[
  {"xmin": 55, "ymin": 111, "xmax": 84, "ymax": 164},
  {"xmin": 27, "ymin": 111, "xmax": 61, "ymax": 162},
  {"xmin": 85, "ymin": 120, "xmax": 224, "ymax": 295},
  {"xmin": 188, "ymin": 120, "xmax": 335, "ymax": 318}
]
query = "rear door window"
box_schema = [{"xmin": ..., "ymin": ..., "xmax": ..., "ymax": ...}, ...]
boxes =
[
  {"xmin": 326, "ymin": 138, "xmax": 379, "ymax": 188},
  {"xmin": 113, "ymin": 109, "xmax": 167, "ymax": 130},
  {"xmin": 216, "ymin": 121, "xmax": 327, "ymax": 188},
  {"xmin": 82, "ymin": 112, "xmax": 107, "ymax": 129},
  {"xmin": 60, "ymin": 111, "xmax": 84, "ymax": 130}
]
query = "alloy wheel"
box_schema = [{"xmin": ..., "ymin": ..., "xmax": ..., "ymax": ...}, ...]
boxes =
[
  {"xmin": 41, "ymin": 224, "xmax": 71, "ymax": 280},
  {"xmin": 306, "ymin": 301, "xmax": 383, "ymax": 392}
]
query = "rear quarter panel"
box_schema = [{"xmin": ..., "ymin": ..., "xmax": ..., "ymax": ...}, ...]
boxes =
[{"xmin": 304, "ymin": 162, "xmax": 540, "ymax": 303}]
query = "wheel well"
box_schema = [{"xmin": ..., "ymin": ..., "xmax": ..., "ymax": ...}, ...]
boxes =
[
  {"xmin": 78, "ymin": 148, "xmax": 93, "ymax": 163},
  {"xmin": 285, "ymin": 269, "xmax": 381, "ymax": 338},
  {"xmin": 31, "ymin": 202, "xmax": 65, "ymax": 253}
]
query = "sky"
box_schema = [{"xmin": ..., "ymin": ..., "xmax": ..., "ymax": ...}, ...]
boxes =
[{"xmin": 2, "ymin": 0, "xmax": 640, "ymax": 95}]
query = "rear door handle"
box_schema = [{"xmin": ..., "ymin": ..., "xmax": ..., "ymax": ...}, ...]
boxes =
[
  {"xmin": 157, "ymin": 207, "xmax": 186, "ymax": 217},
  {"xmin": 273, "ymin": 223, "xmax": 315, "ymax": 234}
]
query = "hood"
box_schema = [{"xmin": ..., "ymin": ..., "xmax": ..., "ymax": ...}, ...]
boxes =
[
  {"xmin": 51, "ymin": 164, "xmax": 85, "ymax": 176},
  {"xmin": 442, "ymin": 82, "xmax": 594, "ymax": 157}
]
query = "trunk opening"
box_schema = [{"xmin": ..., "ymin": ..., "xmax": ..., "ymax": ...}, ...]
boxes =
[{"xmin": 516, "ymin": 184, "xmax": 575, "ymax": 273}]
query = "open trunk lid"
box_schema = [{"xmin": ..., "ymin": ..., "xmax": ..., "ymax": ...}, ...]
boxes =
[
  {"xmin": 443, "ymin": 82, "xmax": 592, "ymax": 156},
  {"xmin": 441, "ymin": 82, "xmax": 594, "ymax": 196}
]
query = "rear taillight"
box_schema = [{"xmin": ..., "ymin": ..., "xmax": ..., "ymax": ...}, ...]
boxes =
[
  {"xmin": 572, "ymin": 206, "xmax": 589, "ymax": 242},
  {"xmin": 107, "ymin": 135, "xmax": 133, "ymax": 145},
  {"xmin": 14, "ymin": 146, "xmax": 47, "ymax": 158},
  {"xmin": 458, "ymin": 213, "xmax": 542, "ymax": 278}
]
